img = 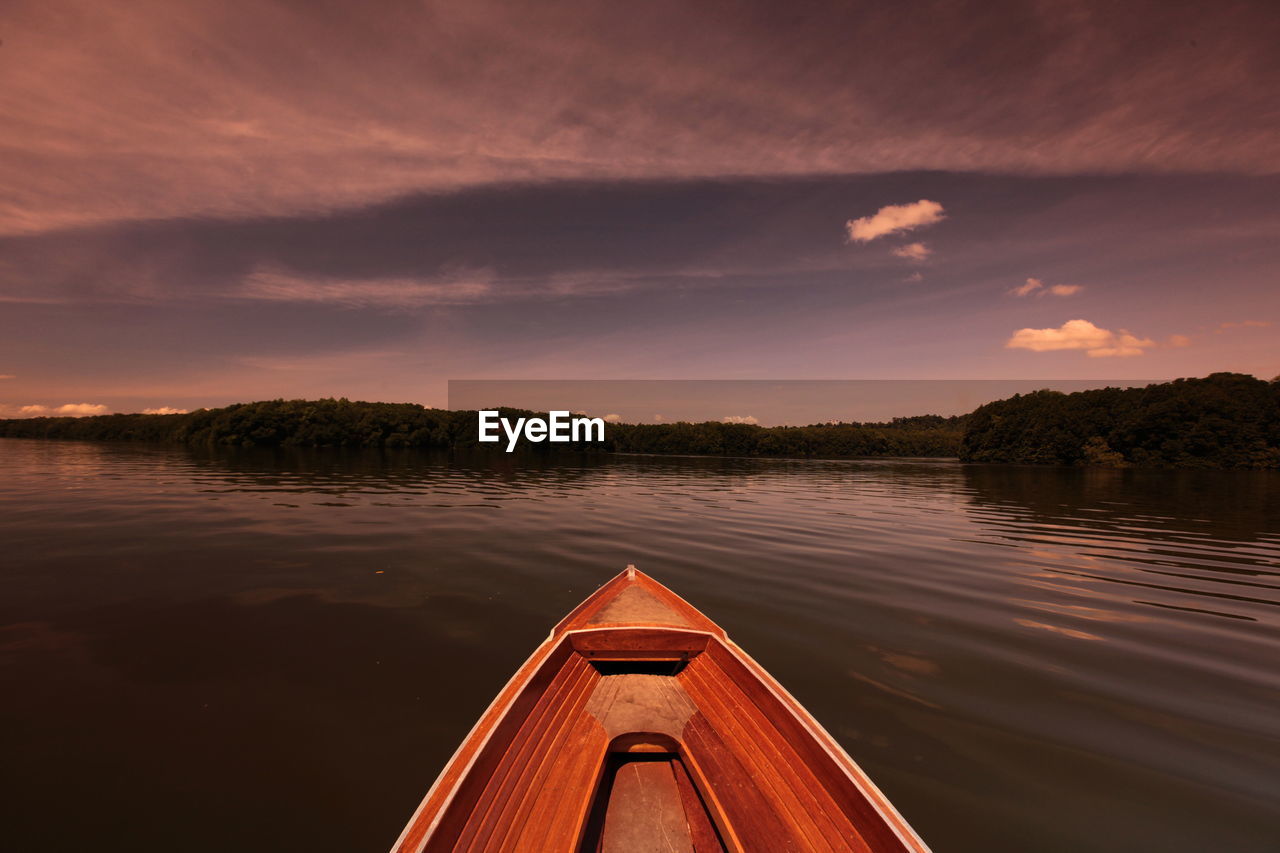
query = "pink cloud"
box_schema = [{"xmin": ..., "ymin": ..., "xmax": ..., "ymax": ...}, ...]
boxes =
[
  {"xmin": 1010, "ymin": 278, "xmax": 1082, "ymax": 297},
  {"xmin": 1216, "ymin": 320, "xmax": 1272, "ymax": 333},
  {"xmin": 239, "ymin": 267, "xmax": 495, "ymax": 308},
  {"xmin": 846, "ymin": 201, "xmax": 945, "ymax": 243},
  {"xmin": 890, "ymin": 242, "xmax": 932, "ymax": 261},
  {"xmin": 1006, "ymin": 319, "xmax": 1154, "ymax": 357},
  {"xmin": 16, "ymin": 403, "xmax": 110, "ymax": 417}
]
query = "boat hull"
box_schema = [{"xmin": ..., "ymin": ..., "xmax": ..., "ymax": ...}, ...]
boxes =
[{"xmin": 392, "ymin": 567, "xmax": 929, "ymax": 852}]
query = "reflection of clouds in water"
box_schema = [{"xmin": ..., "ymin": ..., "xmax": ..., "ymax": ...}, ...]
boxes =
[
  {"xmin": 846, "ymin": 646, "xmax": 944, "ymax": 712},
  {"xmin": 847, "ymin": 671, "xmax": 943, "ymax": 711},
  {"xmin": 1012, "ymin": 600, "xmax": 1152, "ymax": 624},
  {"xmin": 2, "ymin": 440, "xmax": 1278, "ymax": 852},
  {"xmin": 1013, "ymin": 618, "xmax": 1103, "ymax": 642},
  {"xmin": 961, "ymin": 465, "xmax": 1280, "ymax": 629},
  {"xmin": 868, "ymin": 646, "xmax": 941, "ymax": 677}
]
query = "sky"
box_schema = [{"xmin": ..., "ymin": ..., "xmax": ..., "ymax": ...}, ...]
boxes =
[{"xmin": 1, "ymin": 0, "xmax": 1277, "ymax": 417}]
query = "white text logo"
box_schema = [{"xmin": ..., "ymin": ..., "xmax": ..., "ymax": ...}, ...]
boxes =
[{"xmin": 478, "ymin": 410, "xmax": 606, "ymax": 452}]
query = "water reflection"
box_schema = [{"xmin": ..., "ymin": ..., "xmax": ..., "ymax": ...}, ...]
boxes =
[{"xmin": 1, "ymin": 439, "xmax": 1277, "ymax": 852}]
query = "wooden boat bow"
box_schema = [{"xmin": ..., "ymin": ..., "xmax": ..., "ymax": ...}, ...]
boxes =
[{"xmin": 392, "ymin": 566, "xmax": 929, "ymax": 852}]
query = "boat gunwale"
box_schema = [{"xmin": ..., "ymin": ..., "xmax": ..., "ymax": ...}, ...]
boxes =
[
  {"xmin": 711, "ymin": 634, "xmax": 929, "ymax": 852},
  {"xmin": 388, "ymin": 632, "xmax": 567, "ymax": 853}
]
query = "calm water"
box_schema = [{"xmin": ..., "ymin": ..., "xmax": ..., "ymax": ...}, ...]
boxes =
[{"xmin": 1, "ymin": 439, "xmax": 1277, "ymax": 851}]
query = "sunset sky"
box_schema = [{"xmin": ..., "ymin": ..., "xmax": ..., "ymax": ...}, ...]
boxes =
[{"xmin": 1, "ymin": 0, "xmax": 1277, "ymax": 417}]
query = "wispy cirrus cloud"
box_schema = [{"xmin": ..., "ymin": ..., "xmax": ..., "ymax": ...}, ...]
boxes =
[
  {"xmin": 1010, "ymin": 278, "xmax": 1083, "ymax": 297},
  {"xmin": 1216, "ymin": 320, "xmax": 1272, "ymax": 332},
  {"xmin": 890, "ymin": 242, "xmax": 932, "ymax": 261},
  {"xmin": 234, "ymin": 264, "xmax": 671, "ymax": 309},
  {"xmin": 846, "ymin": 201, "xmax": 945, "ymax": 243},
  {"xmin": 3, "ymin": 0, "xmax": 1278, "ymax": 237},
  {"xmin": 238, "ymin": 267, "xmax": 496, "ymax": 309},
  {"xmin": 1006, "ymin": 319, "xmax": 1154, "ymax": 357}
]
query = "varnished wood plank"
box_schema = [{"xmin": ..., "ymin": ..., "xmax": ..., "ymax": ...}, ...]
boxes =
[
  {"xmin": 680, "ymin": 657, "xmax": 857, "ymax": 853},
  {"xmin": 698, "ymin": 642, "xmax": 917, "ymax": 852},
  {"xmin": 671, "ymin": 759, "xmax": 727, "ymax": 853},
  {"xmin": 680, "ymin": 660, "xmax": 849, "ymax": 845},
  {"xmin": 681, "ymin": 713, "xmax": 805, "ymax": 851},
  {"xmin": 400, "ymin": 638, "xmax": 575, "ymax": 853},
  {"xmin": 486, "ymin": 664, "xmax": 604, "ymax": 851},
  {"xmin": 585, "ymin": 673, "xmax": 697, "ymax": 741},
  {"xmin": 569, "ymin": 627, "xmax": 710, "ymax": 658},
  {"xmin": 599, "ymin": 759, "xmax": 695, "ymax": 852},
  {"xmin": 555, "ymin": 567, "xmax": 726, "ymax": 638},
  {"xmin": 457, "ymin": 655, "xmax": 596, "ymax": 852},
  {"xmin": 518, "ymin": 711, "xmax": 610, "ymax": 851},
  {"xmin": 691, "ymin": 661, "xmax": 853, "ymax": 851}
]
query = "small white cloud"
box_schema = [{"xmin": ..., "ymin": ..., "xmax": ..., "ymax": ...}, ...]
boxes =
[
  {"xmin": 721, "ymin": 415, "xmax": 759, "ymax": 425},
  {"xmin": 603, "ymin": 413, "xmax": 622, "ymax": 423},
  {"xmin": 653, "ymin": 414, "xmax": 665, "ymax": 422},
  {"xmin": 1007, "ymin": 319, "xmax": 1154, "ymax": 357},
  {"xmin": 1010, "ymin": 278, "xmax": 1082, "ymax": 297},
  {"xmin": 1010, "ymin": 277, "xmax": 1043, "ymax": 297},
  {"xmin": 1167, "ymin": 334, "xmax": 1192, "ymax": 348},
  {"xmin": 846, "ymin": 200, "xmax": 945, "ymax": 242},
  {"xmin": 1086, "ymin": 332, "xmax": 1153, "ymax": 358},
  {"xmin": 890, "ymin": 242, "xmax": 931, "ymax": 261},
  {"xmin": 143, "ymin": 406, "xmax": 189, "ymax": 415},
  {"xmin": 18, "ymin": 402, "xmax": 110, "ymax": 417},
  {"xmin": 68, "ymin": 403, "xmax": 110, "ymax": 416},
  {"xmin": 903, "ymin": 271, "xmax": 924, "ymax": 283},
  {"xmin": 1008, "ymin": 319, "xmax": 1108, "ymax": 351}
]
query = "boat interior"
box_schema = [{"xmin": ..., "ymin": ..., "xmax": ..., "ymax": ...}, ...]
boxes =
[{"xmin": 393, "ymin": 569, "xmax": 923, "ymax": 853}]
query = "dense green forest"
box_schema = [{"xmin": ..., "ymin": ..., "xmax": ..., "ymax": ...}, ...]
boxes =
[
  {"xmin": 1, "ymin": 400, "xmax": 473, "ymax": 449},
  {"xmin": 607, "ymin": 415, "xmax": 962, "ymax": 458},
  {"xmin": 960, "ymin": 373, "xmax": 1280, "ymax": 468},
  {"xmin": 3, "ymin": 373, "xmax": 1277, "ymax": 466},
  {"xmin": 0, "ymin": 398, "xmax": 963, "ymax": 458}
]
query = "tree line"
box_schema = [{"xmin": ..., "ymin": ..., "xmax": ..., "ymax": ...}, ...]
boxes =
[
  {"xmin": 0, "ymin": 399, "xmax": 964, "ymax": 458},
  {"xmin": 960, "ymin": 373, "xmax": 1279, "ymax": 468},
  {"xmin": 2, "ymin": 373, "xmax": 1277, "ymax": 467}
]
